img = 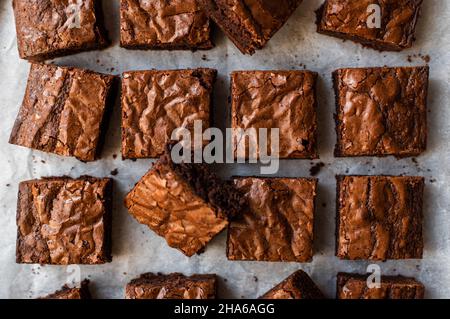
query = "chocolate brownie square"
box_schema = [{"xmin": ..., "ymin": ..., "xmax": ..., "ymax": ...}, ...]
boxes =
[
  {"xmin": 9, "ymin": 63, "xmax": 116, "ymax": 162},
  {"xmin": 16, "ymin": 177, "xmax": 113, "ymax": 265},
  {"xmin": 200, "ymin": 0, "xmax": 302, "ymax": 55},
  {"xmin": 337, "ymin": 273, "xmax": 425, "ymax": 299},
  {"xmin": 125, "ymin": 273, "xmax": 217, "ymax": 299},
  {"xmin": 227, "ymin": 177, "xmax": 317, "ymax": 262},
  {"xmin": 120, "ymin": 0, "xmax": 213, "ymax": 50},
  {"xmin": 231, "ymin": 70, "xmax": 318, "ymax": 159},
  {"xmin": 13, "ymin": 0, "xmax": 109, "ymax": 61},
  {"xmin": 260, "ymin": 270, "xmax": 325, "ymax": 299},
  {"xmin": 40, "ymin": 280, "xmax": 91, "ymax": 299},
  {"xmin": 334, "ymin": 66, "xmax": 428, "ymax": 157},
  {"xmin": 336, "ymin": 176, "xmax": 424, "ymax": 261},
  {"xmin": 124, "ymin": 150, "xmax": 244, "ymax": 257},
  {"xmin": 121, "ymin": 69, "xmax": 217, "ymax": 159},
  {"xmin": 316, "ymin": 0, "xmax": 423, "ymax": 51}
]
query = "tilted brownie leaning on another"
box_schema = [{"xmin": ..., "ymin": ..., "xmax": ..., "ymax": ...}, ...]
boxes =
[
  {"xmin": 9, "ymin": 63, "xmax": 117, "ymax": 162},
  {"xmin": 316, "ymin": 0, "xmax": 424, "ymax": 51},
  {"xmin": 336, "ymin": 176, "xmax": 424, "ymax": 261},
  {"xmin": 337, "ymin": 273, "xmax": 425, "ymax": 299},
  {"xmin": 124, "ymin": 146, "xmax": 246, "ymax": 257},
  {"xmin": 12, "ymin": 0, "xmax": 109, "ymax": 61},
  {"xmin": 260, "ymin": 270, "xmax": 325, "ymax": 299},
  {"xmin": 334, "ymin": 66, "xmax": 429, "ymax": 158},
  {"xmin": 125, "ymin": 273, "xmax": 217, "ymax": 299},
  {"xmin": 200, "ymin": 0, "xmax": 303, "ymax": 55},
  {"xmin": 16, "ymin": 177, "xmax": 113, "ymax": 265},
  {"xmin": 120, "ymin": 0, "xmax": 213, "ymax": 50}
]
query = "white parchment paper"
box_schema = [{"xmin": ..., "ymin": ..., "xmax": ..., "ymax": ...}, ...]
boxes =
[{"xmin": 0, "ymin": 0, "xmax": 449, "ymax": 299}]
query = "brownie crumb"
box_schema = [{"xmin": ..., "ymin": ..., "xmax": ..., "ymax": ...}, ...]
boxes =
[
  {"xmin": 254, "ymin": 276, "xmax": 258, "ymax": 282},
  {"xmin": 201, "ymin": 54, "xmax": 210, "ymax": 61},
  {"xmin": 41, "ymin": 160, "xmax": 46, "ymax": 164},
  {"xmin": 110, "ymin": 169, "xmax": 119, "ymax": 176},
  {"xmin": 6, "ymin": 184, "xmax": 10, "ymax": 187},
  {"xmin": 112, "ymin": 154, "xmax": 117, "ymax": 159},
  {"xmin": 412, "ymin": 158, "xmax": 419, "ymax": 165},
  {"xmin": 310, "ymin": 162, "xmax": 325, "ymax": 176}
]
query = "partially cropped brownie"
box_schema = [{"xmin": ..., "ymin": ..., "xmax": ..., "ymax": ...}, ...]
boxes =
[
  {"xmin": 260, "ymin": 270, "xmax": 324, "ymax": 299},
  {"xmin": 9, "ymin": 63, "xmax": 116, "ymax": 162},
  {"xmin": 337, "ymin": 273, "xmax": 425, "ymax": 299},
  {"xmin": 231, "ymin": 70, "xmax": 318, "ymax": 159},
  {"xmin": 125, "ymin": 273, "xmax": 217, "ymax": 299},
  {"xmin": 120, "ymin": 0, "xmax": 213, "ymax": 50},
  {"xmin": 316, "ymin": 0, "xmax": 424, "ymax": 51},
  {"xmin": 336, "ymin": 176, "xmax": 424, "ymax": 261},
  {"xmin": 227, "ymin": 177, "xmax": 316, "ymax": 262},
  {"xmin": 124, "ymin": 149, "xmax": 245, "ymax": 257},
  {"xmin": 40, "ymin": 280, "xmax": 92, "ymax": 299},
  {"xmin": 13, "ymin": 0, "xmax": 109, "ymax": 61},
  {"xmin": 122, "ymin": 69, "xmax": 216, "ymax": 159},
  {"xmin": 200, "ymin": 0, "xmax": 302, "ymax": 55},
  {"xmin": 16, "ymin": 177, "xmax": 112, "ymax": 265},
  {"xmin": 334, "ymin": 66, "xmax": 429, "ymax": 158}
]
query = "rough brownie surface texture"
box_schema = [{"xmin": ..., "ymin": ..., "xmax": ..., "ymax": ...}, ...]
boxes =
[
  {"xmin": 16, "ymin": 177, "xmax": 113, "ymax": 265},
  {"xmin": 121, "ymin": 69, "xmax": 216, "ymax": 159},
  {"xmin": 13, "ymin": 0, "xmax": 108, "ymax": 61},
  {"xmin": 200, "ymin": 0, "xmax": 302, "ymax": 54},
  {"xmin": 227, "ymin": 177, "xmax": 316, "ymax": 262},
  {"xmin": 231, "ymin": 70, "xmax": 318, "ymax": 159},
  {"xmin": 337, "ymin": 273, "xmax": 425, "ymax": 299},
  {"xmin": 334, "ymin": 67, "xmax": 428, "ymax": 157},
  {"xmin": 260, "ymin": 270, "xmax": 325, "ymax": 299},
  {"xmin": 317, "ymin": 0, "xmax": 423, "ymax": 51},
  {"xmin": 120, "ymin": 0, "xmax": 213, "ymax": 50},
  {"xmin": 124, "ymin": 152, "xmax": 245, "ymax": 257},
  {"xmin": 9, "ymin": 63, "xmax": 116, "ymax": 162},
  {"xmin": 41, "ymin": 280, "xmax": 91, "ymax": 299},
  {"xmin": 336, "ymin": 176, "xmax": 424, "ymax": 261},
  {"xmin": 125, "ymin": 273, "xmax": 217, "ymax": 299}
]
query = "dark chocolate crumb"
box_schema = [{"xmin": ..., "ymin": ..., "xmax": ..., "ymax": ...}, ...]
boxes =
[
  {"xmin": 253, "ymin": 276, "xmax": 258, "ymax": 282},
  {"xmin": 6, "ymin": 184, "xmax": 10, "ymax": 187},
  {"xmin": 41, "ymin": 160, "xmax": 46, "ymax": 164},
  {"xmin": 112, "ymin": 154, "xmax": 117, "ymax": 159},
  {"xmin": 201, "ymin": 54, "xmax": 210, "ymax": 61},
  {"xmin": 110, "ymin": 169, "xmax": 119, "ymax": 176},
  {"xmin": 310, "ymin": 162, "xmax": 325, "ymax": 176},
  {"xmin": 412, "ymin": 158, "xmax": 419, "ymax": 165}
]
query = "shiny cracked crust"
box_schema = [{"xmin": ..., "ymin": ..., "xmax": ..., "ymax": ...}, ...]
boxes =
[
  {"xmin": 227, "ymin": 177, "xmax": 316, "ymax": 262},
  {"xmin": 316, "ymin": 0, "xmax": 423, "ymax": 51},
  {"xmin": 334, "ymin": 66, "xmax": 428, "ymax": 157},
  {"xmin": 125, "ymin": 273, "xmax": 217, "ymax": 299},
  {"xmin": 16, "ymin": 177, "xmax": 113, "ymax": 265},
  {"xmin": 260, "ymin": 270, "xmax": 325, "ymax": 299},
  {"xmin": 120, "ymin": 0, "xmax": 213, "ymax": 50},
  {"xmin": 337, "ymin": 273, "xmax": 425, "ymax": 299},
  {"xmin": 336, "ymin": 176, "xmax": 424, "ymax": 261},
  {"xmin": 231, "ymin": 70, "xmax": 318, "ymax": 159},
  {"xmin": 41, "ymin": 280, "xmax": 91, "ymax": 299},
  {"xmin": 13, "ymin": 0, "xmax": 109, "ymax": 61},
  {"xmin": 124, "ymin": 153, "xmax": 244, "ymax": 257},
  {"xmin": 9, "ymin": 63, "xmax": 116, "ymax": 162},
  {"xmin": 200, "ymin": 0, "xmax": 302, "ymax": 55},
  {"xmin": 121, "ymin": 69, "xmax": 217, "ymax": 159}
]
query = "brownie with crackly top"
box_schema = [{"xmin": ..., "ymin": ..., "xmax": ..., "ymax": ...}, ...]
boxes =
[
  {"xmin": 333, "ymin": 66, "xmax": 428, "ymax": 158},
  {"xmin": 13, "ymin": 0, "xmax": 109, "ymax": 61},
  {"xmin": 40, "ymin": 280, "xmax": 92, "ymax": 299},
  {"xmin": 9, "ymin": 63, "xmax": 116, "ymax": 162},
  {"xmin": 16, "ymin": 177, "xmax": 113, "ymax": 265},
  {"xmin": 336, "ymin": 176, "xmax": 424, "ymax": 261}
]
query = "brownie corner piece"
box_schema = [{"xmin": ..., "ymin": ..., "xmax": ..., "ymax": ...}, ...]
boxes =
[
  {"xmin": 120, "ymin": 0, "xmax": 213, "ymax": 50},
  {"xmin": 124, "ymin": 152, "xmax": 244, "ymax": 257},
  {"xmin": 9, "ymin": 63, "xmax": 116, "ymax": 162},
  {"xmin": 231, "ymin": 70, "xmax": 318, "ymax": 159},
  {"xmin": 316, "ymin": 0, "xmax": 424, "ymax": 51},
  {"xmin": 13, "ymin": 0, "xmax": 109, "ymax": 61},
  {"xmin": 260, "ymin": 270, "xmax": 325, "ymax": 299},
  {"xmin": 125, "ymin": 273, "xmax": 217, "ymax": 299},
  {"xmin": 121, "ymin": 68, "xmax": 217, "ymax": 159},
  {"xmin": 333, "ymin": 66, "xmax": 428, "ymax": 158},
  {"xmin": 40, "ymin": 280, "xmax": 92, "ymax": 299},
  {"xmin": 200, "ymin": 0, "xmax": 302, "ymax": 55},
  {"xmin": 227, "ymin": 177, "xmax": 317, "ymax": 262},
  {"xmin": 337, "ymin": 272, "xmax": 425, "ymax": 299},
  {"xmin": 336, "ymin": 175, "xmax": 424, "ymax": 261},
  {"xmin": 16, "ymin": 177, "xmax": 113, "ymax": 265}
]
